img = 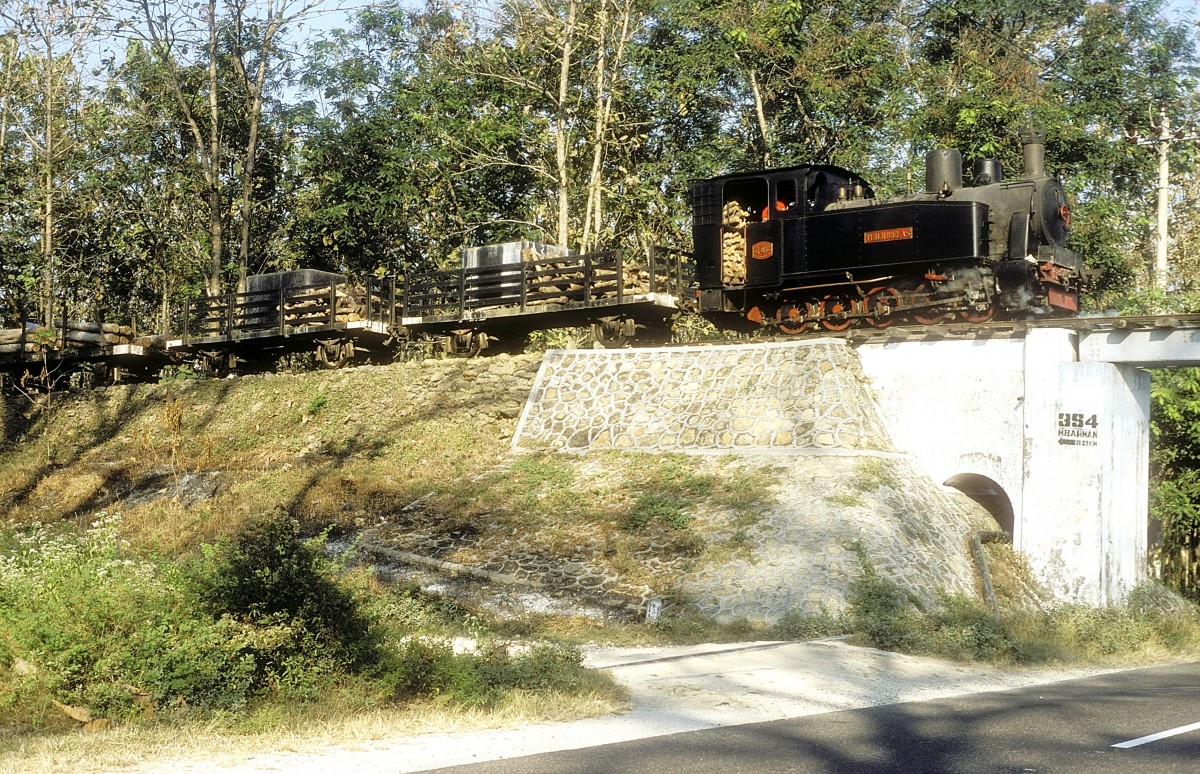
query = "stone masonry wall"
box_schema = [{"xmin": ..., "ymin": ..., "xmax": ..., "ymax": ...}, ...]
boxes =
[{"xmin": 514, "ymin": 340, "xmax": 899, "ymax": 455}]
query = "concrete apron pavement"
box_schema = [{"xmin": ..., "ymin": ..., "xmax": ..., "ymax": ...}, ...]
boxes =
[{"xmin": 188, "ymin": 639, "xmax": 1118, "ymax": 773}]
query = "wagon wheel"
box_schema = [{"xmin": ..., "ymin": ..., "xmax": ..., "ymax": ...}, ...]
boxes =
[
  {"xmin": 316, "ymin": 337, "xmax": 355, "ymax": 369},
  {"xmin": 590, "ymin": 316, "xmax": 636, "ymax": 348},
  {"xmin": 909, "ymin": 283, "xmax": 951, "ymax": 325},
  {"xmin": 196, "ymin": 349, "xmax": 233, "ymax": 378},
  {"xmin": 864, "ymin": 286, "xmax": 902, "ymax": 329},
  {"xmin": 819, "ymin": 295, "xmax": 855, "ymax": 331},
  {"xmin": 776, "ymin": 302, "xmax": 810, "ymax": 335},
  {"xmin": 445, "ymin": 329, "xmax": 488, "ymax": 357}
]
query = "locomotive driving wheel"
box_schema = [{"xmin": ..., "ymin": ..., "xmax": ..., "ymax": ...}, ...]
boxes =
[
  {"xmin": 909, "ymin": 282, "xmax": 951, "ymax": 325},
  {"xmin": 819, "ymin": 295, "xmax": 855, "ymax": 331},
  {"xmin": 959, "ymin": 300, "xmax": 997, "ymax": 324},
  {"xmin": 864, "ymin": 286, "xmax": 902, "ymax": 329},
  {"xmin": 776, "ymin": 302, "xmax": 810, "ymax": 334}
]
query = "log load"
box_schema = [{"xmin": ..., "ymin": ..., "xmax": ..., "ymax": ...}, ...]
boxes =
[
  {"xmin": 0, "ymin": 320, "xmax": 141, "ymax": 354},
  {"xmin": 197, "ymin": 284, "xmax": 365, "ymax": 334},
  {"xmin": 722, "ymin": 200, "xmax": 748, "ymax": 286}
]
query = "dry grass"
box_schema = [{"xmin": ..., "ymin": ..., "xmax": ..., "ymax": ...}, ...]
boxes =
[{"xmin": 0, "ymin": 688, "xmax": 627, "ymax": 774}]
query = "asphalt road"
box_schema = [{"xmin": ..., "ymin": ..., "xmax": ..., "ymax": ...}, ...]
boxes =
[{"xmin": 422, "ymin": 661, "xmax": 1200, "ymax": 774}]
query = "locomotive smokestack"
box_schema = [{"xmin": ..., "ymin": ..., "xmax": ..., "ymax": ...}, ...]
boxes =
[
  {"xmin": 925, "ymin": 148, "xmax": 963, "ymax": 195},
  {"xmin": 972, "ymin": 158, "xmax": 1002, "ymax": 186},
  {"xmin": 1020, "ymin": 125, "xmax": 1046, "ymax": 179}
]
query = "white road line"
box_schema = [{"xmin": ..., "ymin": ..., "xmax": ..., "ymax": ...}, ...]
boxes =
[{"xmin": 1113, "ymin": 720, "xmax": 1200, "ymax": 749}]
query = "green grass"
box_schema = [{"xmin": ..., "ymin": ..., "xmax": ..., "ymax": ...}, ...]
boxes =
[{"xmin": 843, "ymin": 550, "xmax": 1200, "ymax": 665}]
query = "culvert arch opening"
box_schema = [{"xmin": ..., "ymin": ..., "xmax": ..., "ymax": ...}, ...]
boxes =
[{"xmin": 944, "ymin": 473, "xmax": 1013, "ymax": 535}]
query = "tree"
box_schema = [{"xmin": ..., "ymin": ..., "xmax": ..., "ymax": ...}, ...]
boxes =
[
  {"xmin": 0, "ymin": 0, "xmax": 106, "ymax": 325},
  {"xmin": 293, "ymin": 1, "xmax": 502, "ymax": 276},
  {"xmin": 126, "ymin": 0, "xmax": 326, "ymax": 295},
  {"xmin": 700, "ymin": 0, "xmax": 907, "ymax": 172},
  {"xmin": 905, "ymin": 0, "xmax": 1199, "ymax": 303},
  {"xmin": 1150, "ymin": 367, "xmax": 1200, "ymax": 598}
]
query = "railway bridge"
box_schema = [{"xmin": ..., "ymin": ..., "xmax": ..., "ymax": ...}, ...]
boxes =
[
  {"xmin": 856, "ymin": 316, "xmax": 1200, "ymax": 606},
  {"xmin": 517, "ymin": 316, "xmax": 1200, "ymax": 609}
]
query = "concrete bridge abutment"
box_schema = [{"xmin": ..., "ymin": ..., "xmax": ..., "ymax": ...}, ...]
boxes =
[{"xmin": 857, "ymin": 329, "xmax": 1150, "ymax": 606}]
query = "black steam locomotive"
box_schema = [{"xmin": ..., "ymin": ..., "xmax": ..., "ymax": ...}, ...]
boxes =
[{"xmin": 691, "ymin": 127, "xmax": 1085, "ymax": 332}]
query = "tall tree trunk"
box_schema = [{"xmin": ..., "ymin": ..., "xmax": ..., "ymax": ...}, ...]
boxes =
[
  {"xmin": 233, "ymin": 4, "xmax": 281, "ymax": 292},
  {"xmin": 581, "ymin": 1, "xmax": 610, "ymax": 254},
  {"xmin": 39, "ymin": 37, "xmax": 54, "ymax": 326},
  {"xmin": 748, "ymin": 68, "xmax": 772, "ymax": 168},
  {"xmin": 206, "ymin": 0, "xmax": 224, "ymax": 297},
  {"xmin": 554, "ymin": 1, "xmax": 577, "ymax": 250}
]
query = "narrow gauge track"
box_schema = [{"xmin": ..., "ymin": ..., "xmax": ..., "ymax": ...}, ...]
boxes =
[
  {"xmin": 682, "ymin": 313, "xmax": 1200, "ymax": 350},
  {"xmin": 3, "ymin": 310, "xmax": 1195, "ymax": 393}
]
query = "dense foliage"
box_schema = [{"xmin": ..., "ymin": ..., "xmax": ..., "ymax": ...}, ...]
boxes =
[
  {"xmin": 0, "ymin": 0, "xmax": 1196, "ymax": 323},
  {"xmin": 0, "ymin": 513, "xmax": 596, "ymax": 730}
]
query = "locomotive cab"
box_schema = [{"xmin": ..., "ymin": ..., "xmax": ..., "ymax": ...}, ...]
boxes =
[{"xmin": 691, "ymin": 165, "xmax": 874, "ymax": 319}]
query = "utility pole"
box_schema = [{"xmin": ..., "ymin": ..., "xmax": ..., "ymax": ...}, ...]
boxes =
[{"xmin": 1131, "ymin": 107, "xmax": 1200, "ymax": 289}]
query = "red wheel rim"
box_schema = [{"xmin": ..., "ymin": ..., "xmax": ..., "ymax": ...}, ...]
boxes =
[
  {"xmin": 865, "ymin": 286, "xmax": 901, "ymax": 329},
  {"xmin": 819, "ymin": 295, "xmax": 855, "ymax": 331},
  {"xmin": 960, "ymin": 303, "xmax": 996, "ymax": 324},
  {"xmin": 777, "ymin": 304, "xmax": 809, "ymax": 335},
  {"xmin": 910, "ymin": 283, "xmax": 949, "ymax": 325}
]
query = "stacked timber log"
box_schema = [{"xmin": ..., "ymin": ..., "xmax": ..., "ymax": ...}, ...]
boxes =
[
  {"xmin": 523, "ymin": 249, "xmax": 585, "ymax": 306},
  {"xmin": 722, "ymin": 200, "xmax": 748, "ymax": 286},
  {"xmin": 200, "ymin": 284, "xmax": 365, "ymax": 335},
  {"xmin": 275, "ymin": 285, "xmax": 364, "ymax": 326},
  {"xmin": 0, "ymin": 320, "xmax": 148, "ymax": 355},
  {"xmin": 521, "ymin": 258, "xmax": 661, "ymax": 306}
]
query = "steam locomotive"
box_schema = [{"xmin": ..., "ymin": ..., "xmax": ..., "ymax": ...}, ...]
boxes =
[{"xmin": 690, "ymin": 126, "xmax": 1085, "ymax": 332}]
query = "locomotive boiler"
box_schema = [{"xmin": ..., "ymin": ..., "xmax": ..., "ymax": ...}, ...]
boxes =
[{"xmin": 690, "ymin": 127, "xmax": 1086, "ymax": 332}]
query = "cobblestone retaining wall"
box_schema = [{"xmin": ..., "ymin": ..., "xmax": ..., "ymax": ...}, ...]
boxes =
[{"xmin": 514, "ymin": 340, "xmax": 899, "ymax": 455}]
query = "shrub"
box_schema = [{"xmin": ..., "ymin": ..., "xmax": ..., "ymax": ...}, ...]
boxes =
[
  {"xmin": 192, "ymin": 515, "xmax": 381, "ymax": 673},
  {"xmin": 924, "ymin": 595, "xmax": 1013, "ymax": 661},
  {"xmin": 0, "ymin": 514, "xmax": 265, "ymax": 726},
  {"xmin": 377, "ymin": 638, "xmax": 589, "ymax": 708},
  {"xmin": 847, "ymin": 558, "xmax": 923, "ymax": 652},
  {"xmin": 769, "ymin": 610, "xmax": 848, "ymax": 641}
]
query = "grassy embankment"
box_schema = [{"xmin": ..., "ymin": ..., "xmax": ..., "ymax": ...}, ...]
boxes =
[{"xmin": 1, "ymin": 354, "xmax": 1199, "ymax": 770}]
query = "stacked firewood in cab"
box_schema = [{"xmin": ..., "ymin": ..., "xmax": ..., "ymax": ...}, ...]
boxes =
[{"xmin": 721, "ymin": 200, "xmax": 748, "ymax": 286}]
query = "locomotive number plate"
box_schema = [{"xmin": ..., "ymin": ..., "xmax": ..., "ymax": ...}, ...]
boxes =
[
  {"xmin": 863, "ymin": 227, "xmax": 914, "ymax": 244},
  {"xmin": 751, "ymin": 241, "xmax": 774, "ymax": 259}
]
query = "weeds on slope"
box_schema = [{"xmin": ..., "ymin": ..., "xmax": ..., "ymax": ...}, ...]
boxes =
[
  {"xmin": 842, "ymin": 551, "xmax": 1200, "ymax": 665},
  {"xmin": 0, "ymin": 513, "xmax": 614, "ymax": 739}
]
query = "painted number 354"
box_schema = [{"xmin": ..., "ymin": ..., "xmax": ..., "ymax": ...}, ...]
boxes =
[{"xmin": 1058, "ymin": 412, "xmax": 1099, "ymax": 429}]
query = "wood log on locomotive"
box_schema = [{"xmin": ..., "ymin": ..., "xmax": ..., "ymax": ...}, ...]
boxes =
[{"xmin": 690, "ymin": 127, "xmax": 1086, "ymax": 333}]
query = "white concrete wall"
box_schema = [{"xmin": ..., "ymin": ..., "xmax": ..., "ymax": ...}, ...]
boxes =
[{"xmin": 857, "ymin": 329, "xmax": 1149, "ymax": 606}]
